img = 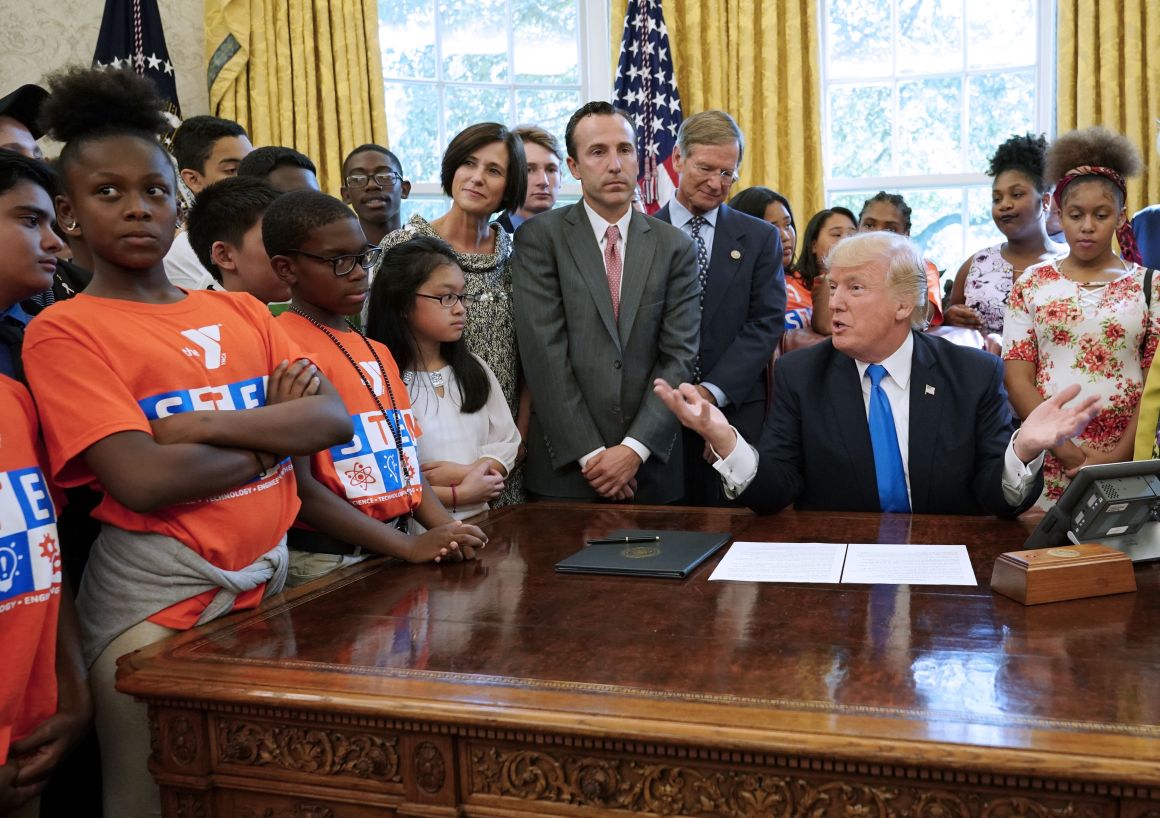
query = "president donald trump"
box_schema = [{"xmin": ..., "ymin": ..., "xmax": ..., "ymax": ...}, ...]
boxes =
[{"xmin": 655, "ymin": 231, "xmax": 1099, "ymax": 517}]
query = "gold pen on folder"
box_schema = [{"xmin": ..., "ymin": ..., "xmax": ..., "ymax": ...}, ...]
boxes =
[{"xmin": 586, "ymin": 535, "xmax": 661, "ymax": 545}]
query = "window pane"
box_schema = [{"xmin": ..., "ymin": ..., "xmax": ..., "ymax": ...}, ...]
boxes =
[
  {"xmin": 967, "ymin": 71, "xmax": 1037, "ymax": 172},
  {"xmin": 967, "ymin": 0, "xmax": 1036, "ymax": 69},
  {"xmin": 828, "ymin": 84, "xmax": 893, "ymax": 178},
  {"xmin": 512, "ymin": 0, "xmax": 580, "ymax": 84},
  {"xmin": 825, "ymin": 0, "xmax": 891, "ymax": 79},
  {"xmin": 907, "ymin": 187, "xmax": 966, "ymax": 277},
  {"xmin": 401, "ymin": 195, "xmax": 451, "ymax": 224},
  {"xmin": 897, "ymin": 77, "xmax": 962, "ymax": 175},
  {"xmin": 439, "ymin": 0, "xmax": 509, "ymax": 83},
  {"xmin": 379, "ymin": 0, "xmax": 436, "ymax": 79},
  {"xmin": 966, "ymin": 185, "xmax": 1004, "ymax": 255},
  {"xmin": 896, "ymin": 0, "xmax": 962, "ymax": 75},
  {"xmin": 515, "ymin": 88, "xmax": 580, "ymax": 143},
  {"xmin": 385, "ymin": 83, "xmax": 442, "ymax": 184},
  {"xmin": 829, "ymin": 191, "xmax": 869, "ymax": 219},
  {"xmin": 444, "ymin": 85, "xmax": 512, "ymax": 140}
]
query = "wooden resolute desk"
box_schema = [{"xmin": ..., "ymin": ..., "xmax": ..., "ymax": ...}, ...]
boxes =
[{"xmin": 118, "ymin": 504, "xmax": 1160, "ymax": 818}]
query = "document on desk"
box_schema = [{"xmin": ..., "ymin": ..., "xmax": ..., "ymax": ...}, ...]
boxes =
[
  {"xmin": 841, "ymin": 543, "xmax": 976, "ymax": 586},
  {"xmin": 708, "ymin": 542, "xmax": 847, "ymax": 583}
]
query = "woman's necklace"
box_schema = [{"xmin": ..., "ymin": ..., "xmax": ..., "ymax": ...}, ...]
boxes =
[
  {"xmin": 401, "ymin": 369, "xmax": 444, "ymax": 390},
  {"xmin": 289, "ymin": 308, "xmax": 414, "ymax": 530}
]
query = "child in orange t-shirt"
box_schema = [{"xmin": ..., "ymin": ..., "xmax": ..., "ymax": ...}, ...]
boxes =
[
  {"xmin": 0, "ymin": 148, "xmax": 90, "ymax": 816},
  {"xmin": 265, "ymin": 191, "xmax": 487, "ymax": 586},
  {"xmin": 23, "ymin": 67, "xmax": 353, "ymax": 818}
]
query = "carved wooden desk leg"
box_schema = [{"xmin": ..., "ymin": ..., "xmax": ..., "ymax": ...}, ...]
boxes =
[{"xmin": 152, "ymin": 704, "xmax": 216, "ymax": 818}]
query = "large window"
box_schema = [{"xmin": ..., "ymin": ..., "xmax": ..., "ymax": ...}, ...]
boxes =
[
  {"xmin": 821, "ymin": 0, "xmax": 1055, "ymax": 279},
  {"xmin": 378, "ymin": 0, "xmax": 610, "ymax": 220}
]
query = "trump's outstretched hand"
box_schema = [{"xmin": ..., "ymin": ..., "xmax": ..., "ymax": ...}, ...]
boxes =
[
  {"xmin": 1014, "ymin": 383, "xmax": 1101, "ymax": 464},
  {"xmin": 653, "ymin": 379, "xmax": 739, "ymax": 459}
]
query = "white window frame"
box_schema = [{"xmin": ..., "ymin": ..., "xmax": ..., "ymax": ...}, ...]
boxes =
[
  {"xmin": 390, "ymin": 0, "xmax": 611, "ymax": 204},
  {"xmin": 818, "ymin": 0, "xmax": 1057, "ymax": 247}
]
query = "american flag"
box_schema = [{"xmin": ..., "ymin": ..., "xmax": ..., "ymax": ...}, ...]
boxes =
[
  {"xmin": 92, "ymin": 0, "xmax": 182, "ymax": 124},
  {"xmin": 613, "ymin": 0, "xmax": 683, "ymax": 215}
]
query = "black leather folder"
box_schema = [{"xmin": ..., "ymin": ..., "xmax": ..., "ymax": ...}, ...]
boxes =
[{"xmin": 554, "ymin": 529, "xmax": 731, "ymax": 579}]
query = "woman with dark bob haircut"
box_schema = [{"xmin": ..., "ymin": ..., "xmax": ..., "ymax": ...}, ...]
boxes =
[{"xmin": 371, "ymin": 122, "xmax": 527, "ymax": 505}]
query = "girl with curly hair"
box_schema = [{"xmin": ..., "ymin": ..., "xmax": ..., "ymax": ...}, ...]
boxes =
[
  {"xmin": 1001, "ymin": 126, "xmax": 1154, "ymax": 507},
  {"xmin": 945, "ymin": 134, "xmax": 1066, "ymax": 344}
]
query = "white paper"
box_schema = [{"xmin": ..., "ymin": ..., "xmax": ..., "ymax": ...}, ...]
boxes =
[
  {"xmin": 709, "ymin": 541, "xmax": 847, "ymax": 583},
  {"xmin": 840, "ymin": 543, "xmax": 976, "ymax": 586}
]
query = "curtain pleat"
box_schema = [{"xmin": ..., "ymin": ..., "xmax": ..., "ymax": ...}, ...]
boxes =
[
  {"xmin": 204, "ymin": 0, "xmax": 389, "ymax": 194},
  {"xmin": 1057, "ymin": 0, "xmax": 1159, "ymax": 215}
]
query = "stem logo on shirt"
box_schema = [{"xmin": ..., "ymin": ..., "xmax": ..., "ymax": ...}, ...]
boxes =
[
  {"xmin": 138, "ymin": 376, "xmax": 267, "ymax": 419},
  {"xmin": 0, "ymin": 466, "xmax": 60, "ymax": 601},
  {"xmin": 180, "ymin": 325, "xmax": 225, "ymax": 370},
  {"xmin": 330, "ymin": 408, "xmax": 420, "ymax": 499}
]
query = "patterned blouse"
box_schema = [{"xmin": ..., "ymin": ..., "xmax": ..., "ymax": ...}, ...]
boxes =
[
  {"xmin": 964, "ymin": 242, "xmax": 1066, "ymax": 337},
  {"xmin": 1002, "ymin": 258, "xmax": 1159, "ymax": 508},
  {"xmin": 377, "ymin": 214, "xmax": 523, "ymax": 505}
]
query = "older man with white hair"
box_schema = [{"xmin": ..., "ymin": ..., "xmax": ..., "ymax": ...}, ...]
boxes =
[{"xmin": 655, "ymin": 231, "xmax": 1101, "ymax": 517}]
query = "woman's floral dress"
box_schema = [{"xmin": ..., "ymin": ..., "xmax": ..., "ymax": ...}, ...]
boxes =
[{"xmin": 1002, "ymin": 258, "xmax": 1158, "ymax": 508}]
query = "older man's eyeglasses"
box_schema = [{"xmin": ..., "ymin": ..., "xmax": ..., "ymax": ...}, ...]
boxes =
[
  {"xmin": 692, "ymin": 163, "xmax": 739, "ymax": 184},
  {"xmin": 277, "ymin": 245, "xmax": 383, "ymax": 276},
  {"xmin": 344, "ymin": 171, "xmax": 403, "ymax": 188},
  {"xmin": 416, "ymin": 292, "xmax": 479, "ymax": 309}
]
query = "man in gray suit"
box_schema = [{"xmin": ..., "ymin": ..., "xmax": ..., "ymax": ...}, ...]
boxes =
[{"xmin": 513, "ymin": 101, "xmax": 701, "ymax": 503}]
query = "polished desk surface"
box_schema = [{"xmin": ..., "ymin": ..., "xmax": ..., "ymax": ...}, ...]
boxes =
[{"xmin": 120, "ymin": 504, "xmax": 1160, "ymax": 787}]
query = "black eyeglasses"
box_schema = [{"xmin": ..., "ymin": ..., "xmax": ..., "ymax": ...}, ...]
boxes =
[
  {"xmin": 276, "ymin": 245, "xmax": 383, "ymax": 276},
  {"xmin": 416, "ymin": 292, "xmax": 478, "ymax": 308},
  {"xmin": 344, "ymin": 171, "xmax": 403, "ymax": 188}
]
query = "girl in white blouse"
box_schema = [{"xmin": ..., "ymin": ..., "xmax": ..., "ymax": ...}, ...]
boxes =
[{"xmin": 366, "ymin": 235, "xmax": 521, "ymax": 519}]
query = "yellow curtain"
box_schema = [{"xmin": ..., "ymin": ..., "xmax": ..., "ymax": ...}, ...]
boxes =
[
  {"xmin": 204, "ymin": 0, "xmax": 388, "ymax": 195},
  {"xmin": 610, "ymin": 0, "xmax": 825, "ymax": 222},
  {"xmin": 1058, "ymin": 0, "xmax": 1160, "ymax": 217}
]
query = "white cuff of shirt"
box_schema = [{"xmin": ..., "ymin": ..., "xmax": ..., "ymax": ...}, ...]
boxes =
[
  {"xmin": 621, "ymin": 437, "xmax": 651, "ymax": 464},
  {"xmin": 700, "ymin": 381, "xmax": 729, "ymax": 408},
  {"xmin": 579, "ymin": 438, "xmax": 651, "ymax": 468},
  {"xmin": 578, "ymin": 446, "xmax": 606, "ymax": 469},
  {"xmin": 1001, "ymin": 429, "xmax": 1046, "ymax": 505},
  {"xmin": 709, "ymin": 426, "xmax": 759, "ymax": 498}
]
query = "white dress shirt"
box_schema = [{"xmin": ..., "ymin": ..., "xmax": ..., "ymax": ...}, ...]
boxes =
[
  {"xmin": 163, "ymin": 231, "xmax": 216, "ymax": 291},
  {"xmin": 711, "ymin": 333, "xmax": 1045, "ymax": 506},
  {"xmin": 577, "ymin": 200, "xmax": 649, "ymax": 468}
]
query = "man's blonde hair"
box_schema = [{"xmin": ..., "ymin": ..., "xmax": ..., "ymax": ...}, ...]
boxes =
[
  {"xmin": 676, "ymin": 109, "xmax": 744, "ymax": 163},
  {"xmin": 827, "ymin": 231, "xmax": 930, "ymax": 328}
]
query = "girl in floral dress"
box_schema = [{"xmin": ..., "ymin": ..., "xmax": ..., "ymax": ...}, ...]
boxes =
[{"xmin": 1003, "ymin": 127, "xmax": 1154, "ymax": 508}]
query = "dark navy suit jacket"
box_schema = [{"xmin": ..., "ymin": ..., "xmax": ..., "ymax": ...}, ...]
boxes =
[
  {"xmin": 654, "ymin": 203, "xmax": 785, "ymax": 438},
  {"xmin": 740, "ymin": 331, "xmax": 1042, "ymax": 517}
]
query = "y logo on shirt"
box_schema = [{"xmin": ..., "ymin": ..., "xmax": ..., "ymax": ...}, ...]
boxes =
[{"xmin": 180, "ymin": 325, "xmax": 225, "ymax": 370}]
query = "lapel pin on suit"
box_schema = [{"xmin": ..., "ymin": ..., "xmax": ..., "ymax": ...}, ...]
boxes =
[
  {"xmin": 925, "ymin": 384, "xmax": 936, "ymax": 396},
  {"xmin": 730, "ymin": 249, "xmax": 741, "ymax": 260}
]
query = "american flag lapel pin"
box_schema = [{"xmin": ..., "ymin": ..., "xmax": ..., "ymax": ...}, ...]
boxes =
[{"xmin": 925, "ymin": 384, "xmax": 936, "ymax": 396}]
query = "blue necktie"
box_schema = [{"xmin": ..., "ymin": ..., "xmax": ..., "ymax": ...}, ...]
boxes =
[{"xmin": 866, "ymin": 364, "xmax": 910, "ymax": 513}]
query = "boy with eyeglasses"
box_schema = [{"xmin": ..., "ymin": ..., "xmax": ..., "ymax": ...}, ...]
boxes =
[
  {"xmin": 266, "ymin": 190, "xmax": 485, "ymax": 586},
  {"xmin": 340, "ymin": 144, "xmax": 410, "ymax": 245}
]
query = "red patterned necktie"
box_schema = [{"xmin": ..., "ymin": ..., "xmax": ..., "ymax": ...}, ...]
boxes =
[{"xmin": 604, "ymin": 224, "xmax": 622, "ymax": 319}]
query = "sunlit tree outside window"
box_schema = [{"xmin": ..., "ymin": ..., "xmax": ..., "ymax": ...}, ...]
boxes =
[
  {"xmin": 378, "ymin": 0, "xmax": 606, "ymax": 221},
  {"xmin": 822, "ymin": 0, "xmax": 1055, "ymax": 284}
]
